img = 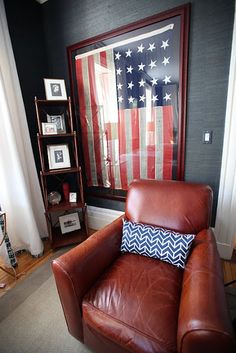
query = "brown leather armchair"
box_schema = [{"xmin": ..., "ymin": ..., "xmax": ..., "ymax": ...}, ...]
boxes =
[{"xmin": 52, "ymin": 179, "xmax": 235, "ymax": 353}]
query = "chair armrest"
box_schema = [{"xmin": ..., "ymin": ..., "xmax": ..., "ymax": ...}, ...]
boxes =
[
  {"xmin": 52, "ymin": 215, "xmax": 123, "ymax": 342},
  {"xmin": 177, "ymin": 229, "xmax": 235, "ymax": 353}
]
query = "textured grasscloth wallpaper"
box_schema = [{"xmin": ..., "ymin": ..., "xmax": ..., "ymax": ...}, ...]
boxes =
[{"xmin": 5, "ymin": 0, "xmax": 235, "ymax": 222}]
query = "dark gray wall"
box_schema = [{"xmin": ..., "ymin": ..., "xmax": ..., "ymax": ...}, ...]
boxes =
[
  {"xmin": 4, "ymin": 0, "xmax": 49, "ymax": 171},
  {"xmin": 5, "ymin": 0, "xmax": 235, "ymax": 222},
  {"xmin": 41, "ymin": 0, "xmax": 234, "ymax": 221}
]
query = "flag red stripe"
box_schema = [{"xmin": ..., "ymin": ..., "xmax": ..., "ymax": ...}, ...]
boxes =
[
  {"xmin": 163, "ymin": 105, "xmax": 173, "ymax": 179},
  {"xmin": 131, "ymin": 109, "xmax": 140, "ymax": 179},
  {"xmin": 75, "ymin": 58, "xmax": 92, "ymax": 186},
  {"xmin": 100, "ymin": 51, "xmax": 107, "ymax": 68},
  {"xmin": 88, "ymin": 55, "xmax": 103, "ymax": 186},
  {"xmin": 118, "ymin": 110, "xmax": 128, "ymax": 189},
  {"xmin": 100, "ymin": 52, "xmax": 115, "ymax": 188}
]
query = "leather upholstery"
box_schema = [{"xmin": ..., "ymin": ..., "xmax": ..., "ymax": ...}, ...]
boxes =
[
  {"xmin": 83, "ymin": 253, "xmax": 183, "ymax": 353},
  {"xmin": 126, "ymin": 179, "xmax": 213, "ymax": 234},
  {"xmin": 52, "ymin": 179, "xmax": 235, "ymax": 353},
  {"xmin": 177, "ymin": 229, "xmax": 234, "ymax": 353},
  {"xmin": 52, "ymin": 216, "xmax": 123, "ymax": 341}
]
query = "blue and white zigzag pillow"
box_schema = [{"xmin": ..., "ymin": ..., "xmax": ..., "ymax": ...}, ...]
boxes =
[{"xmin": 121, "ymin": 219, "xmax": 195, "ymax": 269}]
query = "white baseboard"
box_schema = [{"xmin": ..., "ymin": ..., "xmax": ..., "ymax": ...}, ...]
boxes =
[
  {"xmin": 211, "ymin": 227, "xmax": 234, "ymax": 260},
  {"xmin": 216, "ymin": 241, "xmax": 234, "ymax": 260},
  {"xmin": 87, "ymin": 206, "xmax": 124, "ymax": 230}
]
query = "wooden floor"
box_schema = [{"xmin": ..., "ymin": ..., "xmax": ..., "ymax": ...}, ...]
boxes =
[
  {"xmin": 0, "ymin": 239, "xmax": 236, "ymax": 298},
  {"xmin": 222, "ymin": 251, "xmax": 236, "ymax": 288},
  {"xmin": 0, "ymin": 238, "xmax": 53, "ymax": 298}
]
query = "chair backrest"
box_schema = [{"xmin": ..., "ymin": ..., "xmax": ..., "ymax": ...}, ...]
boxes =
[{"xmin": 125, "ymin": 179, "xmax": 213, "ymax": 234}]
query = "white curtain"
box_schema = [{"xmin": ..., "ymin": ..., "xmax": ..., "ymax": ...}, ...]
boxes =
[
  {"xmin": 0, "ymin": 0, "xmax": 47, "ymax": 265},
  {"xmin": 215, "ymin": 3, "xmax": 236, "ymax": 260}
]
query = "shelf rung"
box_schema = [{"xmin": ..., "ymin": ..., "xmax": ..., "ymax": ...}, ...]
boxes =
[
  {"xmin": 46, "ymin": 201, "xmax": 85, "ymax": 213},
  {"xmin": 42, "ymin": 167, "xmax": 81, "ymax": 175}
]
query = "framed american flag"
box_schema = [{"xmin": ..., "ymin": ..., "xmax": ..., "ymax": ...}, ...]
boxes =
[{"xmin": 68, "ymin": 4, "xmax": 190, "ymax": 200}]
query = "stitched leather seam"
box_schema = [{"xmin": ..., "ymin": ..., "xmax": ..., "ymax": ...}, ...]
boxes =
[
  {"xmin": 55, "ymin": 259, "xmax": 81, "ymax": 305},
  {"xmin": 180, "ymin": 328, "xmax": 233, "ymax": 353},
  {"xmin": 53, "ymin": 261, "xmax": 83, "ymax": 337},
  {"xmin": 84, "ymin": 301, "xmax": 176, "ymax": 352}
]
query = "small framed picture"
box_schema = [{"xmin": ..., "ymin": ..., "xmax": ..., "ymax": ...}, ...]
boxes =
[
  {"xmin": 47, "ymin": 144, "xmax": 71, "ymax": 170},
  {"xmin": 69, "ymin": 192, "xmax": 77, "ymax": 203},
  {"xmin": 42, "ymin": 122, "xmax": 57, "ymax": 135},
  {"xmin": 47, "ymin": 114, "xmax": 66, "ymax": 133},
  {"xmin": 59, "ymin": 212, "xmax": 81, "ymax": 234},
  {"xmin": 44, "ymin": 78, "xmax": 67, "ymax": 100}
]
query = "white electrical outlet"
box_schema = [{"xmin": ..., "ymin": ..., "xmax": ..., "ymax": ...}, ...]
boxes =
[{"xmin": 203, "ymin": 130, "xmax": 213, "ymax": 144}]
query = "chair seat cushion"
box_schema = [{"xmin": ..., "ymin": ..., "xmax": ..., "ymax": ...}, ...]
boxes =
[{"xmin": 82, "ymin": 253, "xmax": 183, "ymax": 353}]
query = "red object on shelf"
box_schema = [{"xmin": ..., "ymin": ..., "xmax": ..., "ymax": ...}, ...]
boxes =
[{"xmin": 62, "ymin": 182, "xmax": 70, "ymax": 202}]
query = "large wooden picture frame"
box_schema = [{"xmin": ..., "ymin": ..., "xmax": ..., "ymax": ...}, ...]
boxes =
[{"xmin": 67, "ymin": 4, "xmax": 190, "ymax": 200}]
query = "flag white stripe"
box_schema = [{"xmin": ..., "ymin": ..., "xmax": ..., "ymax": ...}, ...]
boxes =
[
  {"xmin": 155, "ymin": 107, "xmax": 164, "ymax": 179},
  {"xmin": 139, "ymin": 108, "xmax": 147, "ymax": 178},
  {"xmin": 75, "ymin": 24, "xmax": 174, "ymax": 59},
  {"xmin": 124, "ymin": 109, "xmax": 133, "ymax": 186},
  {"xmin": 93, "ymin": 52, "xmax": 110, "ymax": 186}
]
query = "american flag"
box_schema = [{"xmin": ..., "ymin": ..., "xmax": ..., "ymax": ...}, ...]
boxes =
[{"xmin": 75, "ymin": 22, "xmax": 179, "ymax": 190}]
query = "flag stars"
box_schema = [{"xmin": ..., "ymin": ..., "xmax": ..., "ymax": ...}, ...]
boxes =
[
  {"xmin": 117, "ymin": 83, "xmax": 123, "ymax": 90},
  {"xmin": 118, "ymin": 96, "xmax": 124, "ymax": 103},
  {"xmin": 150, "ymin": 78, "xmax": 158, "ymax": 86},
  {"xmin": 138, "ymin": 62, "xmax": 145, "ymax": 71},
  {"xmin": 115, "ymin": 52, "xmax": 121, "ymax": 60},
  {"xmin": 151, "ymin": 95, "xmax": 158, "ymax": 102},
  {"xmin": 147, "ymin": 43, "xmax": 156, "ymax": 52},
  {"xmin": 128, "ymin": 96, "xmax": 135, "ymax": 104},
  {"xmin": 127, "ymin": 65, "xmax": 134, "ymax": 74},
  {"xmin": 139, "ymin": 95, "xmax": 146, "ymax": 102},
  {"xmin": 149, "ymin": 60, "xmax": 157, "ymax": 69},
  {"xmin": 163, "ymin": 75, "xmax": 171, "ymax": 85},
  {"xmin": 137, "ymin": 43, "xmax": 145, "ymax": 53},
  {"xmin": 161, "ymin": 39, "xmax": 169, "ymax": 50},
  {"xmin": 125, "ymin": 48, "xmax": 132, "ymax": 57},
  {"xmin": 163, "ymin": 92, "xmax": 171, "ymax": 102},
  {"xmin": 127, "ymin": 81, "xmax": 134, "ymax": 89},
  {"xmin": 116, "ymin": 67, "xmax": 122, "ymax": 75},
  {"xmin": 162, "ymin": 57, "xmax": 170, "ymax": 66},
  {"xmin": 138, "ymin": 78, "xmax": 145, "ymax": 87}
]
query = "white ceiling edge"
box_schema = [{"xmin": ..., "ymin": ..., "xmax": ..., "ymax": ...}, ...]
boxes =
[{"xmin": 35, "ymin": 0, "xmax": 48, "ymax": 4}]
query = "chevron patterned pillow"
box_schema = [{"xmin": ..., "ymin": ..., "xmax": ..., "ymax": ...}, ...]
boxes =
[{"xmin": 121, "ymin": 219, "xmax": 195, "ymax": 269}]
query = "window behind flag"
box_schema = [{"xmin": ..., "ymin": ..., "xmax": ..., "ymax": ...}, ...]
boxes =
[{"xmin": 68, "ymin": 6, "xmax": 190, "ymax": 196}]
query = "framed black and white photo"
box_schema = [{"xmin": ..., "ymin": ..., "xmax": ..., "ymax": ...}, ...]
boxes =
[
  {"xmin": 47, "ymin": 113, "xmax": 66, "ymax": 133},
  {"xmin": 59, "ymin": 212, "xmax": 81, "ymax": 234},
  {"xmin": 42, "ymin": 122, "xmax": 57, "ymax": 135},
  {"xmin": 44, "ymin": 78, "xmax": 67, "ymax": 100},
  {"xmin": 69, "ymin": 192, "xmax": 77, "ymax": 203},
  {"xmin": 47, "ymin": 144, "xmax": 71, "ymax": 170}
]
